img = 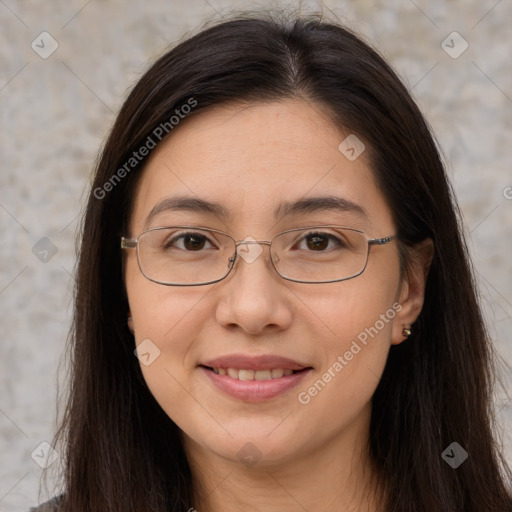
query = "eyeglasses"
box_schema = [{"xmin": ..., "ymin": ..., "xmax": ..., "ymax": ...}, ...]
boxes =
[{"xmin": 121, "ymin": 225, "xmax": 396, "ymax": 286}]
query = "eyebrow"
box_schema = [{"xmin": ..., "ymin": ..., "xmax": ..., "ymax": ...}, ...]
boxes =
[
  {"xmin": 275, "ymin": 195, "xmax": 366, "ymax": 219},
  {"xmin": 144, "ymin": 194, "xmax": 367, "ymax": 228}
]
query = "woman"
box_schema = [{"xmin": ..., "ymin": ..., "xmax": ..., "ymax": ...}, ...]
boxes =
[{"xmin": 33, "ymin": 11, "xmax": 512, "ymax": 512}]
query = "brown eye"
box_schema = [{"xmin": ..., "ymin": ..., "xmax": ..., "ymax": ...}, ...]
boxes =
[
  {"xmin": 296, "ymin": 232, "xmax": 344, "ymax": 252},
  {"xmin": 165, "ymin": 232, "xmax": 214, "ymax": 251},
  {"xmin": 182, "ymin": 234, "xmax": 207, "ymax": 251}
]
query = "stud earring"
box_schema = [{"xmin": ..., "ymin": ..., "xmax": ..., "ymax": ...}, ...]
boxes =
[{"xmin": 402, "ymin": 326, "xmax": 412, "ymax": 337}]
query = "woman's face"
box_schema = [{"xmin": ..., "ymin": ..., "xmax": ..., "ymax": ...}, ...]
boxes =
[{"xmin": 125, "ymin": 99, "xmax": 421, "ymax": 468}]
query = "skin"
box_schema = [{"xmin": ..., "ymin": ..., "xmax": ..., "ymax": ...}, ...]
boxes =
[{"xmin": 124, "ymin": 99, "xmax": 432, "ymax": 512}]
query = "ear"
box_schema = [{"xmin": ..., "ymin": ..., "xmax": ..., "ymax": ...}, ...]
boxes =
[
  {"xmin": 392, "ymin": 238, "xmax": 434, "ymax": 345},
  {"xmin": 127, "ymin": 313, "xmax": 135, "ymax": 334}
]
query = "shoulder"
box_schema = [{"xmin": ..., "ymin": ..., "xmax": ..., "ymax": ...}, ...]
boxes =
[{"xmin": 30, "ymin": 495, "xmax": 63, "ymax": 512}]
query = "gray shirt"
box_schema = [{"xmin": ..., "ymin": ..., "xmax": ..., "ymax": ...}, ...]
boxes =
[{"xmin": 29, "ymin": 495, "xmax": 61, "ymax": 511}]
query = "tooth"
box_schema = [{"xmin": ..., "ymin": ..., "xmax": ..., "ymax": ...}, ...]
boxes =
[
  {"xmin": 254, "ymin": 370, "xmax": 272, "ymax": 381},
  {"xmin": 238, "ymin": 369, "xmax": 255, "ymax": 381},
  {"xmin": 227, "ymin": 367, "xmax": 239, "ymax": 379},
  {"xmin": 271, "ymin": 368, "xmax": 284, "ymax": 378},
  {"xmin": 221, "ymin": 367, "xmax": 295, "ymax": 380},
  {"xmin": 212, "ymin": 368, "xmax": 219, "ymax": 374}
]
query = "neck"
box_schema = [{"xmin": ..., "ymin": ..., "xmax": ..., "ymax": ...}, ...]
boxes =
[{"xmin": 183, "ymin": 404, "xmax": 385, "ymax": 512}]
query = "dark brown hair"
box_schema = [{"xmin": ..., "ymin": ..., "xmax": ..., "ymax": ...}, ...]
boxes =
[{"xmin": 50, "ymin": 11, "xmax": 512, "ymax": 512}]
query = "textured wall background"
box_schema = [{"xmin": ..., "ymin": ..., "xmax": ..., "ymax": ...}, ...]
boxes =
[{"xmin": 0, "ymin": 1, "xmax": 511, "ymax": 510}]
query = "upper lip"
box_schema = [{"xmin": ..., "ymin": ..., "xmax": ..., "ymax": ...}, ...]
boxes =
[{"xmin": 200, "ymin": 354, "xmax": 311, "ymax": 371}]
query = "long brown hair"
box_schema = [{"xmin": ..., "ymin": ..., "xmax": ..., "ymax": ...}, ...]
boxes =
[{"xmin": 51, "ymin": 11, "xmax": 512, "ymax": 511}]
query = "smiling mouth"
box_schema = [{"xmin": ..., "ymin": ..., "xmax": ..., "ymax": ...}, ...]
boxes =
[{"xmin": 200, "ymin": 366, "xmax": 310, "ymax": 381}]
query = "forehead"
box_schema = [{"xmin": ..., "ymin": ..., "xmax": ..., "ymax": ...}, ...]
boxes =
[{"xmin": 129, "ymin": 99, "xmax": 394, "ymax": 235}]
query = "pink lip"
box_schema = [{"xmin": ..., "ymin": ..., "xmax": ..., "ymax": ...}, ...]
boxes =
[
  {"xmin": 199, "ymin": 353, "xmax": 313, "ymax": 402},
  {"xmin": 200, "ymin": 366, "xmax": 313, "ymax": 402},
  {"xmin": 201, "ymin": 354, "xmax": 310, "ymax": 371}
]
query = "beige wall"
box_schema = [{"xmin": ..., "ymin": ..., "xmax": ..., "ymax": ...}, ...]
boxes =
[{"xmin": 0, "ymin": 1, "xmax": 511, "ymax": 510}]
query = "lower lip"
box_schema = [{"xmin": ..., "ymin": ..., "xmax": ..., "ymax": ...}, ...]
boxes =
[{"xmin": 200, "ymin": 366, "xmax": 312, "ymax": 402}]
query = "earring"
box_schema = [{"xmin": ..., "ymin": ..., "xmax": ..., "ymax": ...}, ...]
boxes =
[{"xmin": 402, "ymin": 326, "xmax": 412, "ymax": 337}]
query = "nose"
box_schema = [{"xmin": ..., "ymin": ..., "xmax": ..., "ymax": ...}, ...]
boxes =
[
  {"xmin": 215, "ymin": 239, "xmax": 293, "ymax": 335},
  {"xmin": 234, "ymin": 239, "xmax": 271, "ymax": 264}
]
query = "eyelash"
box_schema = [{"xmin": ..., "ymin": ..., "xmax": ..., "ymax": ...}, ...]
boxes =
[{"xmin": 163, "ymin": 230, "xmax": 346, "ymax": 252}]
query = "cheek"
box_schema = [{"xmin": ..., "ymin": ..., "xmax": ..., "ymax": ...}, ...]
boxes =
[
  {"xmin": 295, "ymin": 255, "xmax": 400, "ymax": 397},
  {"xmin": 126, "ymin": 272, "xmax": 212, "ymax": 431},
  {"xmin": 127, "ymin": 278, "xmax": 207, "ymax": 360},
  {"xmin": 126, "ymin": 251, "xmax": 196, "ymax": 336},
  {"xmin": 301, "ymin": 251, "xmax": 400, "ymax": 343}
]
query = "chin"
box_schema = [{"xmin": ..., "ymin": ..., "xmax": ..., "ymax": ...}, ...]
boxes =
[{"xmin": 187, "ymin": 421, "xmax": 311, "ymax": 469}]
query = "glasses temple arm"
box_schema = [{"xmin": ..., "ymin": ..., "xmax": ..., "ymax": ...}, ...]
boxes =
[
  {"xmin": 368, "ymin": 235, "xmax": 396, "ymax": 246},
  {"xmin": 121, "ymin": 237, "xmax": 137, "ymax": 249}
]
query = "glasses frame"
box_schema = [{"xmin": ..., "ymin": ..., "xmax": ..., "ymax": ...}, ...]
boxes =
[{"xmin": 121, "ymin": 225, "xmax": 397, "ymax": 286}]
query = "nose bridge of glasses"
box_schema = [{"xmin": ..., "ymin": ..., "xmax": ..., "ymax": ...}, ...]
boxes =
[
  {"xmin": 227, "ymin": 239, "xmax": 276, "ymax": 271},
  {"xmin": 232, "ymin": 239, "xmax": 271, "ymax": 257},
  {"xmin": 235, "ymin": 239, "xmax": 272, "ymax": 247}
]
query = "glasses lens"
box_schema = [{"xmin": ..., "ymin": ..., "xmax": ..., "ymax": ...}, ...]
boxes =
[
  {"xmin": 271, "ymin": 227, "xmax": 369, "ymax": 283},
  {"xmin": 137, "ymin": 227, "xmax": 235, "ymax": 285}
]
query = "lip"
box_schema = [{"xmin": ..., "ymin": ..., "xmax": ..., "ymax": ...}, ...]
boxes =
[
  {"xmin": 199, "ymin": 354, "xmax": 313, "ymax": 402},
  {"xmin": 200, "ymin": 366, "xmax": 312, "ymax": 402},
  {"xmin": 201, "ymin": 354, "xmax": 310, "ymax": 371}
]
